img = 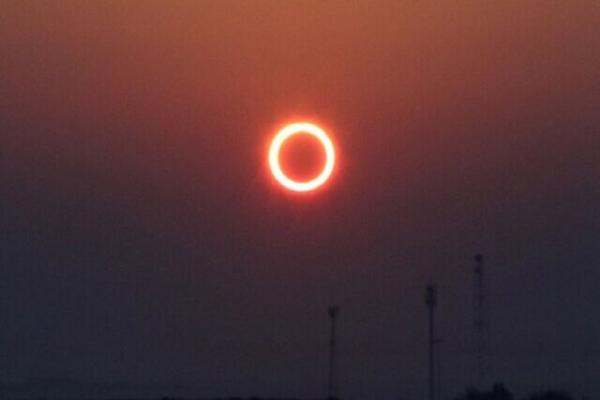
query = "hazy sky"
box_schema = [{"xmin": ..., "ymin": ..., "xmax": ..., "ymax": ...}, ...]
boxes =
[{"xmin": 1, "ymin": 2, "xmax": 600, "ymax": 399}]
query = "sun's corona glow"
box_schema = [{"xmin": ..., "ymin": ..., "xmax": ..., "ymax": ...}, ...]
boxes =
[{"xmin": 268, "ymin": 122, "xmax": 335, "ymax": 192}]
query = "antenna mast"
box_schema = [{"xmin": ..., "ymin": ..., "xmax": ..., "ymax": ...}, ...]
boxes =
[
  {"xmin": 327, "ymin": 305, "xmax": 340, "ymax": 400},
  {"xmin": 425, "ymin": 283, "xmax": 437, "ymax": 400},
  {"xmin": 473, "ymin": 254, "xmax": 486, "ymax": 387}
]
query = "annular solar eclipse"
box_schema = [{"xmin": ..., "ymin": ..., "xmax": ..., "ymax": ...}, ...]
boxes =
[{"xmin": 268, "ymin": 122, "xmax": 336, "ymax": 192}]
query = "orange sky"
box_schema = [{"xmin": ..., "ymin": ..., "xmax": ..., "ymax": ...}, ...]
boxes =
[{"xmin": 2, "ymin": 1, "xmax": 599, "ymax": 198}]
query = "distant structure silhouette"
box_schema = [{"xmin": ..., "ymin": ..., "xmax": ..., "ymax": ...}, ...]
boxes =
[
  {"xmin": 454, "ymin": 382, "xmax": 514, "ymax": 400},
  {"xmin": 425, "ymin": 282, "xmax": 438, "ymax": 400},
  {"xmin": 528, "ymin": 390, "xmax": 574, "ymax": 400},
  {"xmin": 436, "ymin": 335, "xmax": 443, "ymax": 400},
  {"xmin": 473, "ymin": 254, "xmax": 487, "ymax": 388},
  {"xmin": 327, "ymin": 305, "xmax": 340, "ymax": 400}
]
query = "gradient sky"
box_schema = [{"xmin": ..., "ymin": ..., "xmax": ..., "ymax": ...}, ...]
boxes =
[{"xmin": 1, "ymin": 1, "xmax": 600, "ymax": 399}]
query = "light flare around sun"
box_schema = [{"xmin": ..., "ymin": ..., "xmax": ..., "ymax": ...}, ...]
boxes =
[{"xmin": 268, "ymin": 122, "xmax": 336, "ymax": 193}]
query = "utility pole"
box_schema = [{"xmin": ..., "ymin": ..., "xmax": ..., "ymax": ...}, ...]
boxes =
[
  {"xmin": 474, "ymin": 254, "xmax": 486, "ymax": 388},
  {"xmin": 425, "ymin": 283, "xmax": 437, "ymax": 400},
  {"xmin": 436, "ymin": 337, "xmax": 443, "ymax": 400},
  {"xmin": 327, "ymin": 305, "xmax": 340, "ymax": 400}
]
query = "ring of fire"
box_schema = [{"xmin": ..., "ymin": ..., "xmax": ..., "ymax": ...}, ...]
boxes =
[{"xmin": 269, "ymin": 122, "xmax": 335, "ymax": 192}]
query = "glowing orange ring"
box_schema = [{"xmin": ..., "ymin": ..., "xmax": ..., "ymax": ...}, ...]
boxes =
[{"xmin": 269, "ymin": 122, "xmax": 335, "ymax": 192}]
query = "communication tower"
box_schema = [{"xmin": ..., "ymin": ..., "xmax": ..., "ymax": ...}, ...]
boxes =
[
  {"xmin": 327, "ymin": 305, "xmax": 340, "ymax": 400},
  {"xmin": 425, "ymin": 283, "xmax": 437, "ymax": 400},
  {"xmin": 473, "ymin": 254, "xmax": 487, "ymax": 387}
]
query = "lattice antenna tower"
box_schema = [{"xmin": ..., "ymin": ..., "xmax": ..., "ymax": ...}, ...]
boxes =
[
  {"xmin": 425, "ymin": 282, "xmax": 437, "ymax": 400},
  {"xmin": 327, "ymin": 305, "xmax": 340, "ymax": 400},
  {"xmin": 473, "ymin": 254, "xmax": 487, "ymax": 387}
]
